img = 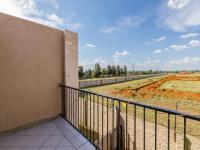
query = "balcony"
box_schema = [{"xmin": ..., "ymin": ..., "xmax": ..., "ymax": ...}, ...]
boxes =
[{"xmin": 0, "ymin": 117, "xmax": 96, "ymax": 150}]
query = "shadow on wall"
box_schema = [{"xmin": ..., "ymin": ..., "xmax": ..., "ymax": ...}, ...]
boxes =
[{"xmin": 97, "ymin": 108, "xmax": 126, "ymax": 150}]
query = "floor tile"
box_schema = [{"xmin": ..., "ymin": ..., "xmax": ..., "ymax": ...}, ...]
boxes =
[
  {"xmin": 21, "ymin": 148, "xmax": 38, "ymax": 150},
  {"xmin": 57, "ymin": 137, "xmax": 72, "ymax": 147},
  {"xmin": 69, "ymin": 134, "xmax": 87, "ymax": 148},
  {"xmin": 56, "ymin": 147, "xmax": 74, "ymax": 150},
  {"xmin": 39, "ymin": 128, "xmax": 56, "ymax": 136},
  {"xmin": 25, "ymin": 136, "xmax": 49, "ymax": 147},
  {"xmin": 42, "ymin": 136, "xmax": 63, "ymax": 147},
  {"xmin": 0, "ymin": 117, "xmax": 94, "ymax": 150},
  {"xmin": 0, "ymin": 148, "xmax": 21, "ymax": 150},
  {"xmin": 0, "ymin": 135, "xmax": 33, "ymax": 147},
  {"xmin": 77, "ymin": 142, "xmax": 96, "ymax": 150},
  {"xmin": 39, "ymin": 148, "xmax": 55, "ymax": 150}
]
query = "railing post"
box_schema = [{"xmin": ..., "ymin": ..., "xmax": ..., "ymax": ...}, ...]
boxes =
[
  {"xmin": 85, "ymin": 99, "xmax": 88, "ymax": 127},
  {"xmin": 61, "ymin": 85, "xmax": 66, "ymax": 119}
]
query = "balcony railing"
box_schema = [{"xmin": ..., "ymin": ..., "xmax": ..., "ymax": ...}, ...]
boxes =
[{"xmin": 60, "ymin": 85, "xmax": 200, "ymax": 150}]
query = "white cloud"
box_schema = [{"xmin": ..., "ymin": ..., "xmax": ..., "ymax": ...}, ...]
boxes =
[
  {"xmin": 156, "ymin": 36, "xmax": 167, "ymax": 42},
  {"xmin": 117, "ymin": 16, "xmax": 144, "ymax": 28},
  {"xmin": 0, "ymin": 0, "xmax": 84, "ymax": 30},
  {"xmin": 113, "ymin": 50, "xmax": 130, "ymax": 58},
  {"xmin": 85, "ymin": 43, "xmax": 96, "ymax": 48},
  {"xmin": 153, "ymin": 49, "xmax": 163, "ymax": 54},
  {"xmin": 136, "ymin": 59, "xmax": 160, "ymax": 68},
  {"xmin": 93, "ymin": 57, "xmax": 107, "ymax": 66},
  {"xmin": 101, "ymin": 27, "xmax": 119, "ymax": 33},
  {"xmin": 167, "ymin": 56, "xmax": 200, "ymax": 65},
  {"xmin": 164, "ymin": 48, "xmax": 170, "ymax": 51},
  {"xmin": 80, "ymin": 57, "xmax": 107, "ymax": 68},
  {"xmin": 169, "ymin": 39, "xmax": 200, "ymax": 51},
  {"xmin": 170, "ymin": 44, "xmax": 188, "ymax": 51},
  {"xmin": 147, "ymin": 36, "xmax": 167, "ymax": 44},
  {"xmin": 101, "ymin": 15, "xmax": 144, "ymax": 33},
  {"xmin": 180, "ymin": 32, "xmax": 199, "ymax": 39},
  {"xmin": 47, "ymin": 14, "xmax": 64, "ymax": 25},
  {"xmin": 167, "ymin": 0, "xmax": 190, "ymax": 10},
  {"xmin": 159, "ymin": 0, "xmax": 200, "ymax": 32},
  {"xmin": 188, "ymin": 40, "xmax": 200, "ymax": 47}
]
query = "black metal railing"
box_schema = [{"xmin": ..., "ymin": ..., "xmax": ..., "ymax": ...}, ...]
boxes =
[{"xmin": 60, "ymin": 85, "xmax": 200, "ymax": 150}]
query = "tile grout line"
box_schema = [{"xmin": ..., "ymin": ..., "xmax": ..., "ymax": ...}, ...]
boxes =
[
  {"xmin": 55, "ymin": 118, "xmax": 77, "ymax": 149},
  {"xmin": 38, "ymin": 127, "xmax": 57, "ymax": 149}
]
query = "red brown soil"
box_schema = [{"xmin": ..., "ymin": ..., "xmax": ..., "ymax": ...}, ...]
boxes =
[{"xmin": 112, "ymin": 74, "xmax": 200, "ymax": 102}]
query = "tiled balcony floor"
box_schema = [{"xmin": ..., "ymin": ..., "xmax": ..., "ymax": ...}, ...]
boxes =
[{"xmin": 0, "ymin": 117, "xmax": 96, "ymax": 150}]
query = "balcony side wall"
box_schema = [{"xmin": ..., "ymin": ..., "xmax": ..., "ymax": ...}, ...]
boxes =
[
  {"xmin": 64, "ymin": 30, "xmax": 79, "ymax": 88},
  {"xmin": 0, "ymin": 13, "xmax": 65, "ymax": 132}
]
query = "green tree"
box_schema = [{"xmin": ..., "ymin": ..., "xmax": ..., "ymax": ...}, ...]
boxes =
[
  {"xmin": 102, "ymin": 68, "xmax": 107, "ymax": 76},
  {"xmin": 120, "ymin": 68, "xmax": 124, "ymax": 76},
  {"xmin": 94, "ymin": 63, "xmax": 101, "ymax": 77},
  {"xmin": 79, "ymin": 66, "xmax": 85, "ymax": 79},
  {"xmin": 87, "ymin": 69, "xmax": 92, "ymax": 78},
  {"xmin": 116, "ymin": 65, "xmax": 120, "ymax": 76},
  {"xmin": 124, "ymin": 65, "xmax": 127, "ymax": 76},
  {"xmin": 112, "ymin": 65, "xmax": 116, "ymax": 76},
  {"xmin": 106, "ymin": 65, "xmax": 112, "ymax": 75}
]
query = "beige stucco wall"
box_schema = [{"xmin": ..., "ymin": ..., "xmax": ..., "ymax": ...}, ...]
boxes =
[
  {"xmin": 64, "ymin": 30, "xmax": 79, "ymax": 88},
  {"xmin": 0, "ymin": 13, "xmax": 68, "ymax": 132}
]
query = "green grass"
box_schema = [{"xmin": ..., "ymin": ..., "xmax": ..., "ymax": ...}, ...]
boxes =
[{"xmin": 159, "ymin": 80, "xmax": 200, "ymax": 93}]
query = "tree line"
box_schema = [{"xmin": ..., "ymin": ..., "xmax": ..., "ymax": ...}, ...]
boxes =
[
  {"xmin": 79, "ymin": 63, "xmax": 127, "ymax": 79},
  {"xmin": 79, "ymin": 63, "xmax": 163, "ymax": 79}
]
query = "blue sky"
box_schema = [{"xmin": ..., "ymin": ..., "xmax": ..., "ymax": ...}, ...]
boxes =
[{"xmin": 1, "ymin": 0, "xmax": 200, "ymax": 70}]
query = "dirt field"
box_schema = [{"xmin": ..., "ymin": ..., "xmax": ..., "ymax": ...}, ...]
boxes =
[{"xmin": 136, "ymin": 74, "xmax": 200, "ymax": 102}]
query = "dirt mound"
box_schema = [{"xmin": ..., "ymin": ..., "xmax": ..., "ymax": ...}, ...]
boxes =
[
  {"xmin": 112, "ymin": 89, "xmax": 135, "ymax": 98},
  {"xmin": 111, "ymin": 74, "xmax": 200, "ymax": 102},
  {"xmin": 137, "ymin": 75, "xmax": 200, "ymax": 102}
]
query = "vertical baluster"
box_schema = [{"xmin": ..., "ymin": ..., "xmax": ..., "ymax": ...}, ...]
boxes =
[
  {"xmin": 66, "ymin": 88, "xmax": 68, "ymax": 121},
  {"xmin": 93, "ymin": 94, "xmax": 95, "ymax": 142},
  {"xmin": 117, "ymin": 101, "xmax": 121, "ymax": 150},
  {"xmin": 168, "ymin": 113, "xmax": 170, "ymax": 150},
  {"xmin": 126, "ymin": 103, "xmax": 128, "ymax": 149},
  {"xmin": 72, "ymin": 89, "xmax": 74, "ymax": 125},
  {"xmin": 97, "ymin": 95, "xmax": 99, "ymax": 147},
  {"xmin": 184, "ymin": 117, "xmax": 187, "ymax": 150},
  {"xmin": 143, "ymin": 107, "xmax": 146, "ymax": 150},
  {"xmin": 134, "ymin": 105, "xmax": 137, "ymax": 150},
  {"xmin": 155, "ymin": 110, "xmax": 157, "ymax": 150},
  {"xmin": 77, "ymin": 91, "xmax": 80, "ymax": 129},
  {"xmin": 102, "ymin": 96, "xmax": 104, "ymax": 150},
  {"xmin": 112, "ymin": 99, "xmax": 114, "ymax": 150},
  {"xmin": 69, "ymin": 88, "xmax": 71, "ymax": 122},
  {"xmin": 107, "ymin": 98, "xmax": 109, "ymax": 150},
  {"xmin": 79, "ymin": 91, "xmax": 83, "ymax": 133},
  {"xmin": 90, "ymin": 93, "xmax": 92, "ymax": 141}
]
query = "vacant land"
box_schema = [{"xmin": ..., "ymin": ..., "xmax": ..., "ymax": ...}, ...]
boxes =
[{"xmin": 85, "ymin": 73, "xmax": 200, "ymax": 115}]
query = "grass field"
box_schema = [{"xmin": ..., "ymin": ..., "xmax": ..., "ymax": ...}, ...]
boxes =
[{"xmin": 159, "ymin": 80, "xmax": 200, "ymax": 93}]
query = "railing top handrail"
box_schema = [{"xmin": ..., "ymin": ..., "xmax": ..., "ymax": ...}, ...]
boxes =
[{"xmin": 60, "ymin": 84, "xmax": 200, "ymax": 121}]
